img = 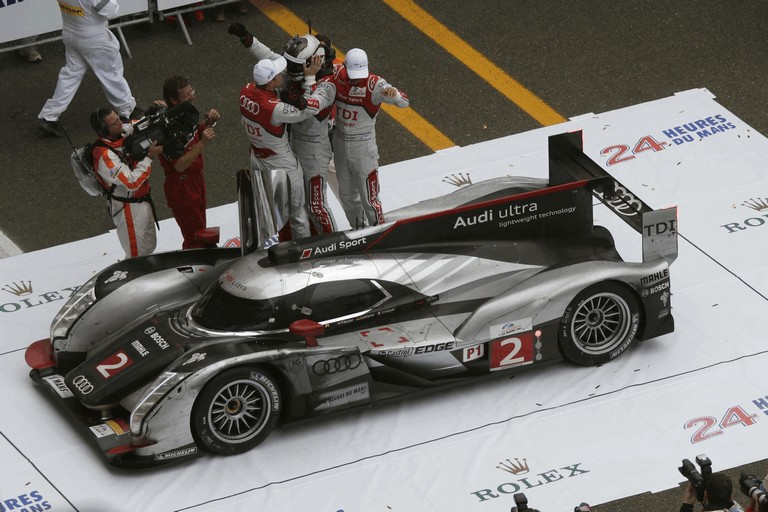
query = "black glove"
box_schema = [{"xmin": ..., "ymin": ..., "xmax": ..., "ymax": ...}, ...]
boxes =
[
  {"xmin": 227, "ymin": 22, "xmax": 253, "ymax": 47},
  {"xmin": 280, "ymin": 89, "xmax": 307, "ymax": 110}
]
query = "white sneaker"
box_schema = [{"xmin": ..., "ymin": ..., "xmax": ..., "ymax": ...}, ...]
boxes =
[{"xmin": 20, "ymin": 47, "xmax": 42, "ymax": 62}]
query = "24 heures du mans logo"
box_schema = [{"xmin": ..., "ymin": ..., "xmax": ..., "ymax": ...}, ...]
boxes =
[
  {"xmin": 470, "ymin": 457, "xmax": 590, "ymax": 503},
  {"xmin": 1, "ymin": 280, "xmax": 80, "ymax": 314},
  {"xmin": 721, "ymin": 197, "xmax": 768, "ymax": 234}
]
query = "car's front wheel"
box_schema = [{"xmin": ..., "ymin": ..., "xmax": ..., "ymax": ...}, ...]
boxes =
[
  {"xmin": 558, "ymin": 282, "xmax": 641, "ymax": 366},
  {"xmin": 191, "ymin": 366, "xmax": 281, "ymax": 455}
]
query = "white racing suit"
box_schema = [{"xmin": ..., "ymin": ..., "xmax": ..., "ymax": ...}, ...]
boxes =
[
  {"xmin": 291, "ymin": 70, "xmax": 340, "ymax": 234},
  {"xmin": 239, "ymin": 82, "xmax": 315, "ymax": 241},
  {"xmin": 92, "ymin": 137, "xmax": 156, "ymax": 258},
  {"xmin": 324, "ymin": 66, "xmax": 409, "ymax": 228},
  {"xmin": 39, "ymin": 0, "xmax": 136, "ymax": 122}
]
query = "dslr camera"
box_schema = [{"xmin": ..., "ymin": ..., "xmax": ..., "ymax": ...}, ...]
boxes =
[
  {"xmin": 123, "ymin": 102, "xmax": 199, "ymax": 160},
  {"xmin": 740, "ymin": 472, "xmax": 768, "ymax": 512},
  {"xmin": 510, "ymin": 492, "xmax": 529, "ymax": 512},
  {"xmin": 679, "ymin": 455, "xmax": 713, "ymax": 502}
]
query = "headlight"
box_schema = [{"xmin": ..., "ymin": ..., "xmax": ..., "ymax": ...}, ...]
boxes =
[
  {"xmin": 129, "ymin": 371, "xmax": 189, "ymax": 437},
  {"xmin": 50, "ymin": 274, "xmax": 99, "ymax": 340}
]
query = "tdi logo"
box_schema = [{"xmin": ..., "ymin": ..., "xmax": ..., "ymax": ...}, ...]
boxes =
[{"xmin": 643, "ymin": 219, "xmax": 676, "ymax": 236}]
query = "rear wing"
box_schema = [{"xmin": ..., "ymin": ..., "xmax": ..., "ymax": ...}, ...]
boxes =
[
  {"xmin": 548, "ymin": 131, "xmax": 678, "ymax": 263},
  {"xmin": 236, "ymin": 131, "xmax": 677, "ymax": 265}
]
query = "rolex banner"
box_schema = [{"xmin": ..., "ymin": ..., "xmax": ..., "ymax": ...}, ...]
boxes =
[{"xmin": 1, "ymin": 88, "xmax": 767, "ymax": 512}]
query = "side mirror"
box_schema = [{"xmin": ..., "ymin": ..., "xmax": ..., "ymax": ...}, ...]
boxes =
[{"xmin": 289, "ymin": 319, "xmax": 325, "ymax": 348}]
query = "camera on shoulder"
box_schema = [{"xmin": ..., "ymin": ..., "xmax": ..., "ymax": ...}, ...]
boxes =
[
  {"xmin": 679, "ymin": 454, "xmax": 712, "ymax": 502},
  {"xmin": 123, "ymin": 102, "xmax": 199, "ymax": 160}
]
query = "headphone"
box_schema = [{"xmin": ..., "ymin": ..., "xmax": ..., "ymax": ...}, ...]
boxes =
[{"xmin": 90, "ymin": 108, "xmax": 112, "ymax": 137}]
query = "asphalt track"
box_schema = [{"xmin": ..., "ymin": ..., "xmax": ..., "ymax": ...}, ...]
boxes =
[{"xmin": 0, "ymin": 1, "xmax": 767, "ymax": 509}]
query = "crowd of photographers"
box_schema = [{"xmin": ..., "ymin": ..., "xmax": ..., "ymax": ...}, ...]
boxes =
[
  {"xmin": 46, "ymin": 11, "xmax": 409, "ymax": 259},
  {"xmin": 676, "ymin": 456, "xmax": 767, "ymax": 512}
]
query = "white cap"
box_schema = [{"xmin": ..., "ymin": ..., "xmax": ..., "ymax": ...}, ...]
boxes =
[
  {"xmin": 253, "ymin": 56, "xmax": 287, "ymax": 85},
  {"xmin": 345, "ymin": 48, "xmax": 369, "ymax": 80}
]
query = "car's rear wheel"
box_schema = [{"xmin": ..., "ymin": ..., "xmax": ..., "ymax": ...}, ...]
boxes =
[
  {"xmin": 558, "ymin": 282, "xmax": 641, "ymax": 366},
  {"xmin": 191, "ymin": 366, "xmax": 281, "ymax": 455}
]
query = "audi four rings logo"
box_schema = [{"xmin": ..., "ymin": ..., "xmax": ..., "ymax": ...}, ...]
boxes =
[
  {"xmin": 240, "ymin": 96, "xmax": 260, "ymax": 115},
  {"xmin": 144, "ymin": 326, "xmax": 156, "ymax": 335},
  {"xmin": 72, "ymin": 375, "xmax": 94, "ymax": 395},
  {"xmin": 312, "ymin": 354, "xmax": 362, "ymax": 375}
]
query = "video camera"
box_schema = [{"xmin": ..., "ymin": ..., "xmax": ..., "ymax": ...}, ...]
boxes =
[
  {"xmin": 678, "ymin": 455, "xmax": 713, "ymax": 502},
  {"xmin": 122, "ymin": 102, "xmax": 199, "ymax": 160},
  {"xmin": 740, "ymin": 473, "xmax": 768, "ymax": 512}
]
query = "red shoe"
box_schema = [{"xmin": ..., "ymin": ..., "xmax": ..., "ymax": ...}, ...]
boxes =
[{"xmin": 193, "ymin": 9, "xmax": 205, "ymax": 21}]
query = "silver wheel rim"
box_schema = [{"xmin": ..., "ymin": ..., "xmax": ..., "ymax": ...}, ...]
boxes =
[
  {"xmin": 570, "ymin": 292, "xmax": 631, "ymax": 355},
  {"xmin": 207, "ymin": 378, "xmax": 271, "ymax": 444}
]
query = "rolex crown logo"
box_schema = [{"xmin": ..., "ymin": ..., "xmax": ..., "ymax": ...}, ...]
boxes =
[
  {"xmin": 2, "ymin": 280, "xmax": 33, "ymax": 296},
  {"xmin": 742, "ymin": 197, "xmax": 768, "ymax": 211},
  {"xmin": 442, "ymin": 173, "xmax": 472, "ymax": 188},
  {"xmin": 496, "ymin": 457, "xmax": 530, "ymax": 475}
]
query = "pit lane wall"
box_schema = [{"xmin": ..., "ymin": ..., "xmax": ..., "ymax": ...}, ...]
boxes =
[{"xmin": 1, "ymin": 88, "xmax": 768, "ymax": 511}]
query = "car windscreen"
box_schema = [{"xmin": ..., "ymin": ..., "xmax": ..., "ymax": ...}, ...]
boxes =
[{"xmin": 191, "ymin": 281, "xmax": 280, "ymax": 331}]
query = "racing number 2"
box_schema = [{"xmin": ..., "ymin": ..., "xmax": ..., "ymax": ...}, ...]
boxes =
[
  {"xmin": 96, "ymin": 351, "xmax": 133, "ymax": 379},
  {"xmin": 490, "ymin": 333, "xmax": 534, "ymax": 371}
]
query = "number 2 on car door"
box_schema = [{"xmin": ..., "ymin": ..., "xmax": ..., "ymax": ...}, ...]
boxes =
[{"xmin": 490, "ymin": 334, "xmax": 533, "ymax": 370}]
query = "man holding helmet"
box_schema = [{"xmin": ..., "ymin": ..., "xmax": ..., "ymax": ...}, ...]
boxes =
[
  {"xmin": 229, "ymin": 24, "xmax": 339, "ymax": 235},
  {"xmin": 239, "ymin": 56, "xmax": 317, "ymax": 241}
]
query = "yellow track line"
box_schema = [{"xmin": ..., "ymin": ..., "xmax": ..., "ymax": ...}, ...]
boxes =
[
  {"xmin": 249, "ymin": 0, "xmax": 456, "ymax": 151},
  {"xmin": 382, "ymin": 0, "xmax": 566, "ymax": 127}
]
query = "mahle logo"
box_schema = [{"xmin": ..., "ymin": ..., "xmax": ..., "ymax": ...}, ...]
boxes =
[{"xmin": 470, "ymin": 457, "xmax": 590, "ymax": 503}]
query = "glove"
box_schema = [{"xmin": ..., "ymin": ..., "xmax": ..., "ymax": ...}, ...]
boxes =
[
  {"xmin": 280, "ymin": 89, "xmax": 306, "ymax": 110},
  {"xmin": 227, "ymin": 22, "xmax": 253, "ymax": 47},
  {"xmin": 227, "ymin": 22, "xmax": 248, "ymax": 38}
]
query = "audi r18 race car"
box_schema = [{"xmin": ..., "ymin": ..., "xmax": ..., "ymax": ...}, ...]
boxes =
[{"xmin": 25, "ymin": 131, "xmax": 678, "ymax": 468}]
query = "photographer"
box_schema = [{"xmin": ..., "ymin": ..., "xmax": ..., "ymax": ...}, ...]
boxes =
[
  {"xmin": 158, "ymin": 76, "xmax": 220, "ymax": 249},
  {"xmin": 90, "ymin": 107, "xmax": 162, "ymax": 258},
  {"xmin": 740, "ymin": 471, "xmax": 768, "ymax": 512},
  {"xmin": 681, "ymin": 472, "xmax": 743, "ymax": 512}
]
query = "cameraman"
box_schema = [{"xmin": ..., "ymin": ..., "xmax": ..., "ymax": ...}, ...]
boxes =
[
  {"xmin": 682, "ymin": 472, "xmax": 744, "ymax": 512},
  {"xmin": 158, "ymin": 76, "xmax": 220, "ymax": 249},
  {"xmin": 91, "ymin": 107, "xmax": 162, "ymax": 258},
  {"xmin": 741, "ymin": 471, "xmax": 768, "ymax": 512}
]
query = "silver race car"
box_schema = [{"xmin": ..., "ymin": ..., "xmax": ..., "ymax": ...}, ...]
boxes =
[{"xmin": 25, "ymin": 132, "xmax": 677, "ymax": 467}]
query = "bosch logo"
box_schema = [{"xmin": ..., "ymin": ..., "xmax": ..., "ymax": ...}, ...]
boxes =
[
  {"xmin": 72, "ymin": 375, "xmax": 94, "ymax": 395},
  {"xmin": 312, "ymin": 354, "xmax": 362, "ymax": 375},
  {"xmin": 144, "ymin": 326, "xmax": 156, "ymax": 335},
  {"xmin": 648, "ymin": 282, "xmax": 670, "ymax": 294},
  {"xmin": 240, "ymin": 96, "xmax": 260, "ymax": 115}
]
